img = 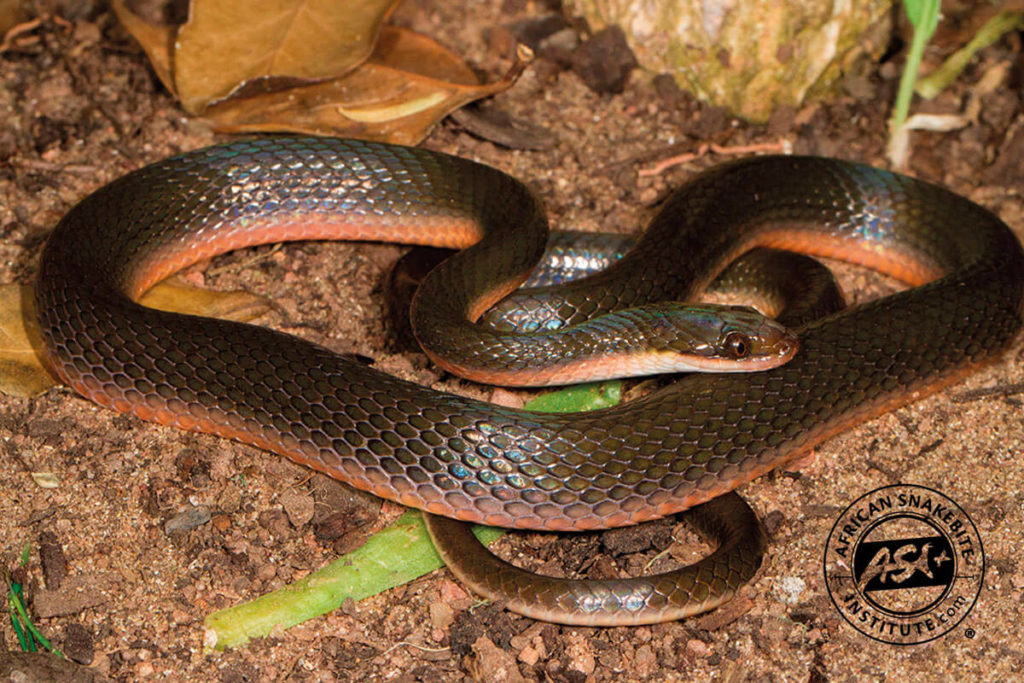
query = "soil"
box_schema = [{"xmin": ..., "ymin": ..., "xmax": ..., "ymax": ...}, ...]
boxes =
[{"xmin": 2, "ymin": 2, "xmax": 1024, "ymax": 682}]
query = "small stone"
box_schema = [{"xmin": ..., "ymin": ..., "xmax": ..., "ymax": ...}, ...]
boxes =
[
  {"xmin": 565, "ymin": 635, "xmax": 596, "ymax": 675},
  {"xmin": 164, "ymin": 506, "xmax": 211, "ymax": 535},
  {"xmin": 439, "ymin": 578, "xmax": 470, "ymax": 604},
  {"xmin": 571, "ymin": 26, "xmax": 638, "ymax": 94},
  {"xmin": 634, "ymin": 644, "xmax": 657, "ymax": 676},
  {"xmin": 541, "ymin": 27, "xmax": 579, "ymax": 53},
  {"xmin": 429, "ymin": 601, "xmax": 454, "ymax": 630},
  {"xmin": 775, "ymin": 576, "xmax": 807, "ymax": 605},
  {"xmin": 638, "ymin": 187, "xmax": 660, "ymax": 205},
  {"xmin": 257, "ymin": 563, "xmax": 277, "ymax": 582},
  {"xmin": 279, "ymin": 488, "xmax": 315, "ymax": 528},
  {"xmin": 62, "ymin": 623, "xmax": 94, "ymax": 665},
  {"xmin": 258, "ymin": 508, "xmax": 291, "ymax": 540},
  {"xmin": 686, "ymin": 638, "xmax": 709, "ymax": 655},
  {"xmin": 470, "ymin": 636, "xmax": 527, "ymax": 683},
  {"xmin": 530, "ymin": 634, "xmax": 547, "ymax": 660},
  {"xmin": 518, "ymin": 644, "xmax": 539, "ymax": 666}
]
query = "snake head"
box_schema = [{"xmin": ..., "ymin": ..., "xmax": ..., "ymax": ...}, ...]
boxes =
[{"xmin": 649, "ymin": 303, "xmax": 799, "ymax": 373}]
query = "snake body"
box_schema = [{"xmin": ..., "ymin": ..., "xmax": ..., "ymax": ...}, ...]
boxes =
[
  {"xmin": 35, "ymin": 138, "xmax": 1024, "ymax": 623},
  {"xmin": 413, "ymin": 245, "xmax": 845, "ymax": 625}
]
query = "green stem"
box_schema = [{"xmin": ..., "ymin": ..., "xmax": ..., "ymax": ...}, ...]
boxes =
[
  {"xmin": 889, "ymin": 0, "xmax": 941, "ymax": 138},
  {"xmin": 916, "ymin": 11, "xmax": 1024, "ymax": 99}
]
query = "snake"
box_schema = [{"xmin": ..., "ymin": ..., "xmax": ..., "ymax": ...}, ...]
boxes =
[
  {"xmin": 34, "ymin": 137, "xmax": 1024, "ymax": 625},
  {"xmin": 411, "ymin": 242, "xmax": 846, "ymax": 624}
]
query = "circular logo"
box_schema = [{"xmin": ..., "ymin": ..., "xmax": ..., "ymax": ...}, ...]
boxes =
[{"xmin": 822, "ymin": 484, "xmax": 984, "ymax": 645}]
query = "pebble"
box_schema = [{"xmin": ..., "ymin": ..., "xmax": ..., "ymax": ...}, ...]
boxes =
[
  {"xmin": 279, "ymin": 488, "xmax": 315, "ymax": 527},
  {"xmin": 775, "ymin": 576, "xmax": 807, "ymax": 605},
  {"xmin": 571, "ymin": 25, "xmax": 638, "ymax": 95},
  {"xmin": 163, "ymin": 506, "xmax": 211, "ymax": 534}
]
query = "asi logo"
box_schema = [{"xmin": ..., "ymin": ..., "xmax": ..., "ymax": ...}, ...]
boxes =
[{"xmin": 823, "ymin": 484, "xmax": 983, "ymax": 645}]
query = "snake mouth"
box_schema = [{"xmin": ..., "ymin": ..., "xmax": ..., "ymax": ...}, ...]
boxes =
[
  {"xmin": 758, "ymin": 321, "xmax": 800, "ymax": 363},
  {"xmin": 742, "ymin": 321, "xmax": 800, "ymax": 370}
]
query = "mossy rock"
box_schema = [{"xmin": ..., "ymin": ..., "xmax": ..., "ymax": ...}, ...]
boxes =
[{"xmin": 567, "ymin": 0, "xmax": 892, "ymax": 122}]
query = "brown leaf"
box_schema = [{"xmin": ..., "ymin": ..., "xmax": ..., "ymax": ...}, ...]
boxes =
[
  {"xmin": 370, "ymin": 24, "xmax": 478, "ymax": 85},
  {"xmin": 0, "ymin": 284, "xmax": 59, "ymax": 398},
  {"xmin": 205, "ymin": 28, "xmax": 531, "ymax": 145},
  {"xmin": 138, "ymin": 276, "xmax": 272, "ymax": 321},
  {"xmin": 0, "ymin": 0, "xmax": 27, "ymax": 38},
  {"xmin": 110, "ymin": 0, "xmax": 177, "ymax": 96},
  {"xmin": 0, "ymin": 278, "xmax": 270, "ymax": 398},
  {"xmin": 174, "ymin": 0, "xmax": 400, "ymax": 114}
]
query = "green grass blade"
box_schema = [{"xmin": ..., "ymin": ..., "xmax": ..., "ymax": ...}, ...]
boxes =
[{"xmin": 6, "ymin": 579, "xmax": 62, "ymax": 657}]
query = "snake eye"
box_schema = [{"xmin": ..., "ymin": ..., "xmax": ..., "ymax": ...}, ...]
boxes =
[{"xmin": 723, "ymin": 331, "xmax": 751, "ymax": 359}]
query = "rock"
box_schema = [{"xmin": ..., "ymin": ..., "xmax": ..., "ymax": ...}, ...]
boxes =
[
  {"xmin": 571, "ymin": 26, "xmax": 638, "ymax": 95},
  {"xmin": 163, "ymin": 505, "xmax": 211, "ymax": 534},
  {"xmin": 469, "ymin": 636, "xmax": 527, "ymax": 683},
  {"xmin": 63, "ymin": 622, "xmax": 95, "ymax": 665},
  {"xmin": 0, "ymin": 651, "xmax": 109, "ymax": 683},
  {"xmin": 565, "ymin": 0, "xmax": 891, "ymax": 121}
]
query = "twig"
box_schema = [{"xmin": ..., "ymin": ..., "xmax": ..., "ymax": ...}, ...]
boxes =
[
  {"xmin": 638, "ymin": 139, "xmax": 790, "ymax": 177},
  {"xmin": 951, "ymin": 382, "xmax": 1024, "ymax": 403},
  {"xmin": 11, "ymin": 159, "xmax": 100, "ymax": 175},
  {"xmin": 0, "ymin": 18, "xmax": 43, "ymax": 53},
  {"xmin": 0, "ymin": 15, "xmax": 72, "ymax": 53}
]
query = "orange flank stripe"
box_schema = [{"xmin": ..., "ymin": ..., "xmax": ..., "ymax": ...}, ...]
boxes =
[
  {"xmin": 125, "ymin": 214, "xmax": 483, "ymax": 300},
  {"xmin": 755, "ymin": 228, "xmax": 945, "ymax": 286}
]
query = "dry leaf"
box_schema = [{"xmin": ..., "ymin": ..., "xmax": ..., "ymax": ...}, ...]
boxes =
[
  {"xmin": 174, "ymin": 0, "xmax": 399, "ymax": 114},
  {"xmin": 0, "ymin": 284, "xmax": 59, "ymax": 397},
  {"xmin": 0, "ymin": 0, "xmax": 26, "ymax": 38},
  {"xmin": 30, "ymin": 472, "xmax": 60, "ymax": 489},
  {"xmin": 113, "ymin": 0, "xmax": 526, "ymax": 142},
  {"xmin": 110, "ymin": 0, "xmax": 176, "ymax": 94},
  {"xmin": 205, "ymin": 28, "xmax": 531, "ymax": 145},
  {"xmin": 0, "ymin": 278, "xmax": 270, "ymax": 398},
  {"xmin": 138, "ymin": 276, "xmax": 272, "ymax": 320},
  {"xmin": 371, "ymin": 24, "xmax": 478, "ymax": 85}
]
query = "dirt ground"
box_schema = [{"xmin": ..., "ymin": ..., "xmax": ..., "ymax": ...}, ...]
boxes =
[{"xmin": 2, "ymin": 1, "xmax": 1024, "ymax": 681}]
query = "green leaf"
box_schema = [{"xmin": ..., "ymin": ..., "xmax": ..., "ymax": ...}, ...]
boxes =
[
  {"xmin": 204, "ymin": 510, "xmax": 503, "ymax": 650},
  {"xmin": 523, "ymin": 380, "xmax": 622, "ymax": 413},
  {"xmin": 916, "ymin": 11, "xmax": 1024, "ymax": 99}
]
